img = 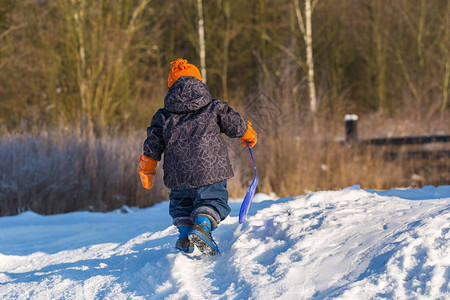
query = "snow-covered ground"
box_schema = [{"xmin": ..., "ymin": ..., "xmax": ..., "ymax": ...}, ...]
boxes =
[{"xmin": 0, "ymin": 186, "xmax": 449, "ymax": 299}]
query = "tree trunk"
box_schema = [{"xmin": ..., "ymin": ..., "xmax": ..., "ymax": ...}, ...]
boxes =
[
  {"xmin": 305, "ymin": 0, "xmax": 317, "ymax": 116},
  {"xmin": 71, "ymin": 0, "xmax": 88, "ymax": 121},
  {"xmin": 442, "ymin": 0, "xmax": 450, "ymax": 112},
  {"xmin": 197, "ymin": 0, "xmax": 207, "ymax": 84},
  {"xmin": 259, "ymin": 0, "xmax": 267, "ymax": 61},
  {"xmin": 372, "ymin": 0, "xmax": 387, "ymax": 113},
  {"xmin": 293, "ymin": 0, "xmax": 318, "ymax": 129},
  {"xmin": 222, "ymin": 0, "xmax": 231, "ymax": 101}
]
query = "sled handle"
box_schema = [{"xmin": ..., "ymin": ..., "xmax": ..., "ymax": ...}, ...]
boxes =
[{"xmin": 248, "ymin": 142, "xmax": 257, "ymax": 173}]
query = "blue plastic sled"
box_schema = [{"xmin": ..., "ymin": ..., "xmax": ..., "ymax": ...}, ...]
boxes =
[{"xmin": 239, "ymin": 143, "xmax": 258, "ymax": 224}]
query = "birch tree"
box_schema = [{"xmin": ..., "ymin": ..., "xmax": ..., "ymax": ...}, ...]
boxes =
[
  {"xmin": 442, "ymin": 0, "xmax": 450, "ymax": 112},
  {"xmin": 293, "ymin": 0, "xmax": 318, "ymax": 116},
  {"xmin": 197, "ymin": 0, "xmax": 207, "ymax": 84}
]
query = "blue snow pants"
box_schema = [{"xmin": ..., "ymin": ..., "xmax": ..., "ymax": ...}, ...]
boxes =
[{"xmin": 169, "ymin": 180, "xmax": 230, "ymax": 226}]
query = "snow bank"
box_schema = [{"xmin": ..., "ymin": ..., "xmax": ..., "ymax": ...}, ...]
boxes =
[{"xmin": 0, "ymin": 186, "xmax": 449, "ymax": 299}]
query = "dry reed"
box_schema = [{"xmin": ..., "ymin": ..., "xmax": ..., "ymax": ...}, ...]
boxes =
[
  {"xmin": 0, "ymin": 111, "xmax": 448, "ymax": 216},
  {"xmin": 0, "ymin": 127, "xmax": 166, "ymax": 216}
]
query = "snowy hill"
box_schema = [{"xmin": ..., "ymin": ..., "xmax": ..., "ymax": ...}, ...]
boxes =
[{"xmin": 0, "ymin": 186, "xmax": 449, "ymax": 299}]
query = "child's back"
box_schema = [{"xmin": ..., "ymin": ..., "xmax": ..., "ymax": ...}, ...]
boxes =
[
  {"xmin": 139, "ymin": 58, "xmax": 257, "ymax": 255},
  {"xmin": 144, "ymin": 76, "xmax": 247, "ymax": 189}
]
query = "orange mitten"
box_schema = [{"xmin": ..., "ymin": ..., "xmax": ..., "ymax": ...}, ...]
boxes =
[
  {"xmin": 240, "ymin": 121, "xmax": 257, "ymax": 148},
  {"xmin": 139, "ymin": 154, "xmax": 158, "ymax": 189}
]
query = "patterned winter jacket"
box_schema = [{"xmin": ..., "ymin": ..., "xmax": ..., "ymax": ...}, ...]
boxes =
[{"xmin": 143, "ymin": 76, "xmax": 247, "ymax": 189}]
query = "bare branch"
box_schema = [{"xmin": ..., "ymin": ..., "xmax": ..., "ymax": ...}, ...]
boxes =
[
  {"xmin": 394, "ymin": 44, "xmax": 420, "ymax": 102},
  {"xmin": 0, "ymin": 25, "xmax": 26, "ymax": 41},
  {"xmin": 262, "ymin": 32, "xmax": 307, "ymax": 71},
  {"xmin": 293, "ymin": 0, "xmax": 306, "ymax": 36},
  {"xmin": 312, "ymin": 0, "xmax": 319, "ymax": 13},
  {"xmin": 128, "ymin": 0, "xmax": 151, "ymax": 35}
]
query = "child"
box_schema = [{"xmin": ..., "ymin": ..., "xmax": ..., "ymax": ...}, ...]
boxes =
[{"xmin": 138, "ymin": 58, "xmax": 257, "ymax": 255}]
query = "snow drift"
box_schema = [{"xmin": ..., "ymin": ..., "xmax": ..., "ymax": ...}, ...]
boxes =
[{"xmin": 0, "ymin": 186, "xmax": 449, "ymax": 299}]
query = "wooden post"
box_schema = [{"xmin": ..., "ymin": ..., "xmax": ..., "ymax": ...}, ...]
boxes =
[{"xmin": 345, "ymin": 114, "xmax": 359, "ymax": 142}]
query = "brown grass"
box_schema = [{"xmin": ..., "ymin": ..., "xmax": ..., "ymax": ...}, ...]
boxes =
[
  {"xmin": 232, "ymin": 109, "xmax": 450, "ymax": 198},
  {"xmin": 0, "ymin": 110, "xmax": 449, "ymax": 216},
  {"xmin": 0, "ymin": 126, "xmax": 167, "ymax": 216}
]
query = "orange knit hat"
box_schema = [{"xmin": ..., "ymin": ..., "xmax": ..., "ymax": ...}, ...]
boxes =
[{"xmin": 167, "ymin": 58, "xmax": 202, "ymax": 88}]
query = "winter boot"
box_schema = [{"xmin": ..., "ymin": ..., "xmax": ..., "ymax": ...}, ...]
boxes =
[
  {"xmin": 188, "ymin": 215, "xmax": 219, "ymax": 255},
  {"xmin": 176, "ymin": 225, "xmax": 194, "ymax": 253}
]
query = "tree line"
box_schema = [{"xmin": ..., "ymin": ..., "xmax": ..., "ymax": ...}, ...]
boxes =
[{"xmin": 0, "ymin": 0, "xmax": 449, "ymax": 131}]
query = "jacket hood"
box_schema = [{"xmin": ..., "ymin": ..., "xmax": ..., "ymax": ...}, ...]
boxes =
[{"xmin": 164, "ymin": 76, "xmax": 212, "ymax": 113}]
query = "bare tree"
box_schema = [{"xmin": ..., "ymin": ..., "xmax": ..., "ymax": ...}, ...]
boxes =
[
  {"xmin": 293, "ymin": 0, "xmax": 318, "ymax": 126},
  {"xmin": 442, "ymin": 0, "xmax": 450, "ymax": 112},
  {"xmin": 305, "ymin": 0, "xmax": 317, "ymax": 115},
  {"xmin": 371, "ymin": 0, "xmax": 387, "ymax": 113},
  {"xmin": 60, "ymin": 0, "xmax": 151, "ymax": 131},
  {"xmin": 222, "ymin": 0, "xmax": 231, "ymax": 100},
  {"xmin": 197, "ymin": 0, "xmax": 207, "ymax": 84}
]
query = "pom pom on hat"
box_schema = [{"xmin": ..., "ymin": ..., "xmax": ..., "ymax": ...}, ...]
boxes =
[{"xmin": 167, "ymin": 58, "xmax": 202, "ymax": 88}]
